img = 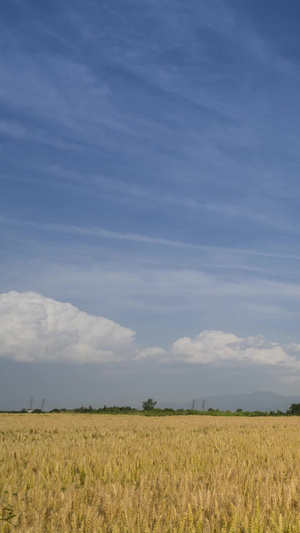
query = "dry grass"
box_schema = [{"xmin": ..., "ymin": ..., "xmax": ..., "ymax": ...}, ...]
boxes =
[{"xmin": 1, "ymin": 414, "xmax": 300, "ymax": 532}]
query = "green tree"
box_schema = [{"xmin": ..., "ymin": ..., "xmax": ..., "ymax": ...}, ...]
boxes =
[
  {"xmin": 286, "ymin": 403, "xmax": 300, "ymax": 415},
  {"xmin": 142, "ymin": 398, "xmax": 157, "ymax": 410}
]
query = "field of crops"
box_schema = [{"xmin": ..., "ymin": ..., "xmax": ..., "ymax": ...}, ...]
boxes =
[{"xmin": 1, "ymin": 414, "xmax": 300, "ymax": 532}]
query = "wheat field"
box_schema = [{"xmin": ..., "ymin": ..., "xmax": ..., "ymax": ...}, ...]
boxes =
[{"xmin": 1, "ymin": 414, "xmax": 300, "ymax": 532}]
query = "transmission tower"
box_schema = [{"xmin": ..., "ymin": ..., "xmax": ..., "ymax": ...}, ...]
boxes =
[
  {"xmin": 41, "ymin": 399, "xmax": 46, "ymax": 411},
  {"xmin": 29, "ymin": 397, "xmax": 34, "ymax": 410},
  {"xmin": 191, "ymin": 399, "xmax": 195, "ymax": 410},
  {"xmin": 202, "ymin": 399, "xmax": 205, "ymax": 411}
]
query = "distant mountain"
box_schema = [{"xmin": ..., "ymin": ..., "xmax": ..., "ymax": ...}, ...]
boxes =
[{"xmin": 159, "ymin": 391, "xmax": 300, "ymax": 412}]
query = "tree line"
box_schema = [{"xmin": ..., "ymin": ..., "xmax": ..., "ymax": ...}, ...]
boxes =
[{"xmin": 4, "ymin": 400, "xmax": 300, "ymax": 416}]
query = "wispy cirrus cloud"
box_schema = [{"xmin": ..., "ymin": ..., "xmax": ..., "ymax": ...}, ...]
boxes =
[
  {"xmin": 0, "ymin": 119, "xmax": 26, "ymax": 139},
  {"xmin": 2, "ymin": 215, "xmax": 300, "ymax": 261}
]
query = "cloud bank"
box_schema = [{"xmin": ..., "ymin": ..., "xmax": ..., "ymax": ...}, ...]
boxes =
[
  {"xmin": 0, "ymin": 291, "xmax": 136, "ymax": 363},
  {"xmin": 171, "ymin": 331, "xmax": 299, "ymax": 368},
  {"xmin": 0, "ymin": 292, "xmax": 299, "ymax": 371}
]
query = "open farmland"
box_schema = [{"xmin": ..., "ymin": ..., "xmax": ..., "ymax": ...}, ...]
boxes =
[{"xmin": 1, "ymin": 415, "xmax": 300, "ymax": 532}]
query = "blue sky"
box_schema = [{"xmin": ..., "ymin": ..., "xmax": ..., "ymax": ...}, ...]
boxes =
[{"xmin": 1, "ymin": 0, "xmax": 300, "ymax": 409}]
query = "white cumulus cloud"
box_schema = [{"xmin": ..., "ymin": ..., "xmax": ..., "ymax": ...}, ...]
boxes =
[
  {"xmin": 1, "ymin": 292, "xmax": 299, "ymax": 371},
  {"xmin": 171, "ymin": 330, "xmax": 299, "ymax": 368},
  {"xmin": 0, "ymin": 291, "xmax": 136, "ymax": 363}
]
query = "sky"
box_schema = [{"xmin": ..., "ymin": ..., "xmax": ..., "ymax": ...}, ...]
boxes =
[{"xmin": 1, "ymin": 0, "xmax": 300, "ymax": 410}]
